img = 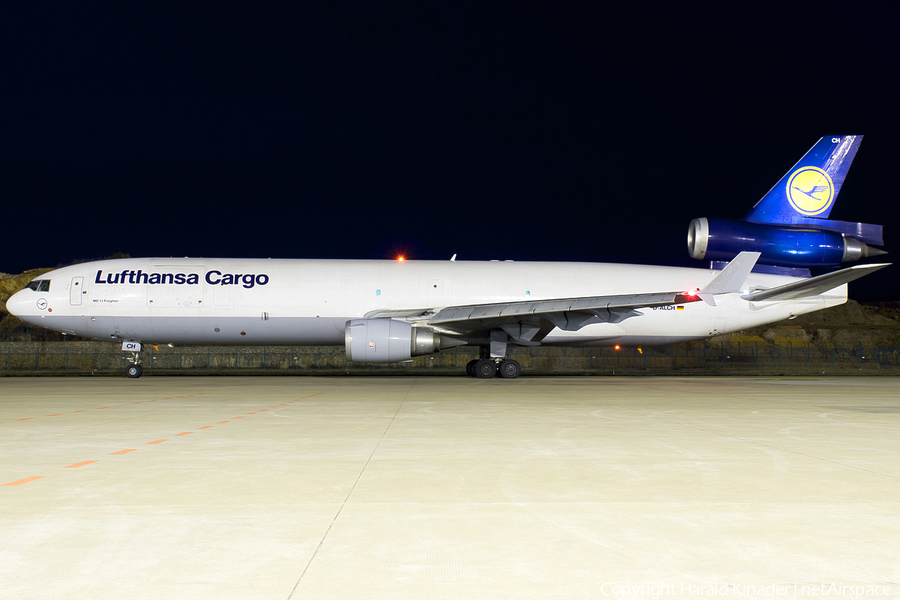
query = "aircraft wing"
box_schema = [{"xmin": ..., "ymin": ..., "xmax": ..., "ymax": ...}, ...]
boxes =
[
  {"xmin": 742, "ymin": 263, "xmax": 890, "ymax": 302},
  {"xmin": 365, "ymin": 252, "xmax": 763, "ymax": 343},
  {"xmin": 365, "ymin": 290, "xmax": 701, "ymax": 343},
  {"xmin": 426, "ymin": 291, "xmax": 695, "ymax": 325}
]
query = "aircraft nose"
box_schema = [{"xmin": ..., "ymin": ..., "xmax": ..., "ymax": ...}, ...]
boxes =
[{"xmin": 6, "ymin": 289, "xmax": 37, "ymax": 320}]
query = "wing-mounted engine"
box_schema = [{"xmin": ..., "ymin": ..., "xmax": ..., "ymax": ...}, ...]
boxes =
[
  {"xmin": 344, "ymin": 319, "xmax": 465, "ymax": 363},
  {"xmin": 688, "ymin": 135, "xmax": 885, "ymax": 270}
]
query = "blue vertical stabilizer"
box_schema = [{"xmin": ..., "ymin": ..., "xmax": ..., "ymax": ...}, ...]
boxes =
[{"xmin": 744, "ymin": 135, "xmax": 862, "ymax": 224}]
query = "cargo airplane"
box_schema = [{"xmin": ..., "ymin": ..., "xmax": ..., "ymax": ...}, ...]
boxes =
[{"xmin": 7, "ymin": 136, "xmax": 888, "ymax": 378}]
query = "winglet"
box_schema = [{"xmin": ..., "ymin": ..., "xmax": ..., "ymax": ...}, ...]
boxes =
[{"xmin": 697, "ymin": 251, "xmax": 761, "ymax": 306}]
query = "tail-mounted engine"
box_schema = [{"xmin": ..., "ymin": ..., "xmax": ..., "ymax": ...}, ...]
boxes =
[
  {"xmin": 345, "ymin": 319, "xmax": 463, "ymax": 363},
  {"xmin": 688, "ymin": 217, "xmax": 882, "ymax": 268}
]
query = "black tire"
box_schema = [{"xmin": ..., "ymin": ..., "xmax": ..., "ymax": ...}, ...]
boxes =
[
  {"xmin": 126, "ymin": 364, "xmax": 143, "ymax": 378},
  {"xmin": 475, "ymin": 359, "xmax": 497, "ymax": 379},
  {"xmin": 498, "ymin": 359, "xmax": 521, "ymax": 379},
  {"xmin": 466, "ymin": 359, "xmax": 479, "ymax": 377}
]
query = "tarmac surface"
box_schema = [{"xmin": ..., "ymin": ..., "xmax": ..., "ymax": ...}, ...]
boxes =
[{"xmin": 1, "ymin": 376, "xmax": 898, "ymax": 600}]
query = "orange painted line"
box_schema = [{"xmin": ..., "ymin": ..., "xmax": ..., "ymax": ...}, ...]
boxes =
[
  {"xmin": 147, "ymin": 439, "xmax": 167, "ymax": 444},
  {"xmin": 198, "ymin": 426, "xmax": 214, "ymax": 430},
  {"xmin": 96, "ymin": 407, "xmax": 108, "ymax": 410},
  {"xmin": 174, "ymin": 432, "xmax": 193, "ymax": 436},
  {"xmin": 2, "ymin": 476, "xmax": 46, "ymax": 487},
  {"xmin": 15, "ymin": 418, "xmax": 33, "ymax": 421},
  {"xmin": 246, "ymin": 412, "xmax": 256, "ymax": 415},
  {"xmin": 46, "ymin": 414, "xmax": 62, "ymax": 417},
  {"xmin": 216, "ymin": 420, "xmax": 230, "ymax": 424},
  {"xmin": 116, "ymin": 404, "xmax": 127, "ymax": 407},
  {"xmin": 111, "ymin": 449, "xmax": 137, "ymax": 455},
  {"xmin": 64, "ymin": 460, "xmax": 98, "ymax": 469},
  {"xmin": 73, "ymin": 410, "xmax": 87, "ymax": 413},
  {"xmin": 258, "ymin": 409, "xmax": 268, "ymax": 412},
  {"xmin": 233, "ymin": 416, "xmax": 245, "ymax": 419}
]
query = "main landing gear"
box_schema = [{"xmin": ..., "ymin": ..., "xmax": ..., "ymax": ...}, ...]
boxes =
[{"xmin": 465, "ymin": 358, "xmax": 521, "ymax": 379}]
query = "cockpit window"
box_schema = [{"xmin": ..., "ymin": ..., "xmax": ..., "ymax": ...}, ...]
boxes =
[{"xmin": 25, "ymin": 280, "xmax": 50, "ymax": 292}]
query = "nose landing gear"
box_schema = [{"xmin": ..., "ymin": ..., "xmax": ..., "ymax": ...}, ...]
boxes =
[{"xmin": 122, "ymin": 341, "xmax": 144, "ymax": 378}]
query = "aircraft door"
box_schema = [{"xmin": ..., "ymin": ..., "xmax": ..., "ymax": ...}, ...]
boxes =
[{"xmin": 70, "ymin": 277, "xmax": 84, "ymax": 306}]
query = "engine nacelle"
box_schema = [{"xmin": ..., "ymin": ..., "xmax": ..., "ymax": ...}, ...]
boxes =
[
  {"xmin": 344, "ymin": 319, "xmax": 459, "ymax": 363},
  {"xmin": 687, "ymin": 217, "xmax": 876, "ymax": 267}
]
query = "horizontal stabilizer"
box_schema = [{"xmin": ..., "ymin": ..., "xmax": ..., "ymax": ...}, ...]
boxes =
[{"xmin": 742, "ymin": 263, "xmax": 890, "ymax": 302}]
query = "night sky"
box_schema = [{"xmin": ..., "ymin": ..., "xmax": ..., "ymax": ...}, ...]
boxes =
[{"xmin": 4, "ymin": 3, "xmax": 899, "ymax": 300}]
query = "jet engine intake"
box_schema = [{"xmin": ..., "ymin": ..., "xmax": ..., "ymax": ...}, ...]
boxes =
[
  {"xmin": 344, "ymin": 319, "xmax": 462, "ymax": 363},
  {"xmin": 687, "ymin": 217, "xmax": 880, "ymax": 267}
]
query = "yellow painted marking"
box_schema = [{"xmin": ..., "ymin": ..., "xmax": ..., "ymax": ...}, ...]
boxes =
[
  {"xmin": 2, "ymin": 476, "xmax": 46, "ymax": 487},
  {"xmin": 64, "ymin": 460, "xmax": 98, "ymax": 469}
]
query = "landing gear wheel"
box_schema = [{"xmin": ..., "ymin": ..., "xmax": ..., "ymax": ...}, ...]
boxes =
[
  {"xmin": 466, "ymin": 359, "xmax": 478, "ymax": 377},
  {"xmin": 126, "ymin": 364, "xmax": 143, "ymax": 378},
  {"xmin": 498, "ymin": 359, "xmax": 521, "ymax": 379},
  {"xmin": 474, "ymin": 359, "xmax": 497, "ymax": 379}
]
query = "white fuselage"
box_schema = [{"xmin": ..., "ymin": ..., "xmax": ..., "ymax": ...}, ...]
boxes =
[{"xmin": 7, "ymin": 258, "xmax": 846, "ymax": 347}]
